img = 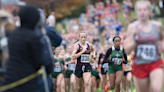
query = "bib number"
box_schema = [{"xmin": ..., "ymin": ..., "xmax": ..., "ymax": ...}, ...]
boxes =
[
  {"xmin": 103, "ymin": 63, "xmax": 108, "ymax": 72},
  {"xmin": 54, "ymin": 66, "xmax": 61, "ymax": 72},
  {"xmin": 68, "ymin": 64, "xmax": 75, "ymax": 70},
  {"xmin": 125, "ymin": 62, "xmax": 130, "ymax": 68},
  {"xmin": 112, "ymin": 58, "xmax": 121, "ymax": 65},
  {"xmin": 103, "ymin": 63, "xmax": 108, "ymax": 69},
  {"xmin": 91, "ymin": 63, "xmax": 94, "ymax": 67},
  {"xmin": 81, "ymin": 54, "xmax": 90, "ymax": 63},
  {"xmin": 136, "ymin": 45, "xmax": 156, "ymax": 60}
]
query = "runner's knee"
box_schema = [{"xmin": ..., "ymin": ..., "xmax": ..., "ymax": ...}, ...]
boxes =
[
  {"xmin": 92, "ymin": 81, "xmax": 96, "ymax": 87},
  {"xmin": 110, "ymin": 85, "xmax": 115, "ymax": 90},
  {"xmin": 70, "ymin": 81, "xmax": 74, "ymax": 85},
  {"xmin": 57, "ymin": 83, "xmax": 61, "ymax": 88},
  {"xmin": 84, "ymin": 81, "xmax": 90, "ymax": 87},
  {"xmin": 152, "ymin": 85, "xmax": 162, "ymax": 92},
  {"xmin": 115, "ymin": 81, "xmax": 121, "ymax": 87}
]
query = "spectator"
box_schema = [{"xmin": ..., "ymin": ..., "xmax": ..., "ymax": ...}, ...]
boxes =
[
  {"xmin": 159, "ymin": 0, "xmax": 163, "ymax": 16},
  {"xmin": 1, "ymin": 0, "xmax": 26, "ymax": 17},
  {"xmin": 3, "ymin": 5, "xmax": 44, "ymax": 92},
  {"xmin": 0, "ymin": 0, "xmax": 26, "ymax": 86},
  {"xmin": 60, "ymin": 29, "xmax": 67, "ymax": 49},
  {"xmin": 48, "ymin": 12, "xmax": 56, "ymax": 27}
]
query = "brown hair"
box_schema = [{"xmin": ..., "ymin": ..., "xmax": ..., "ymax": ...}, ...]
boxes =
[{"xmin": 72, "ymin": 31, "xmax": 87, "ymax": 44}]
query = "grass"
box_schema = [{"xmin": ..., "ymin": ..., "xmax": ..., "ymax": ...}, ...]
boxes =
[{"xmin": 56, "ymin": 11, "xmax": 164, "ymax": 92}]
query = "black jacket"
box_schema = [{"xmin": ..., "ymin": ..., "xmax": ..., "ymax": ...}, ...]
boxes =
[{"xmin": 3, "ymin": 5, "xmax": 43, "ymax": 92}]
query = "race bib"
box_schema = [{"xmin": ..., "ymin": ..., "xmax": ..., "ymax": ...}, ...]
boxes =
[
  {"xmin": 91, "ymin": 63, "xmax": 94, "ymax": 67},
  {"xmin": 125, "ymin": 62, "xmax": 130, "ymax": 68},
  {"xmin": 54, "ymin": 66, "xmax": 61, "ymax": 72},
  {"xmin": 68, "ymin": 64, "xmax": 75, "ymax": 70},
  {"xmin": 136, "ymin": 45, "xmax": 156, "ymax": 60},
  {"xmin": 102, "ymin": 63, "xmax": 108, "ymax": 69},
  {"xmin": 81, "ymin": 54, "xmax": 90, "ymax": 63},
  {"xmin": 112, "ymin": 58, "xmax": 121, "ymax": 65}
]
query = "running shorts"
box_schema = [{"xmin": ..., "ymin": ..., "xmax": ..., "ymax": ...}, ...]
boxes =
[
  {"xmin": 123, "ymin": 71, "xmax": 131, "ymax": 76},
  {"xmin": 132, "ymin": 59, "xmax": 163, "ymax": 79},
  {"xmin": 51, "ymin": 72, "xmax": 63, "ymax": 78},
  {"xmin": 92, "ymin": 75, "xmax": 100, "ymax": 80},
  {"xmin": 65, "ymin": 70, "xmax": 74, "ymax": 78},
  {"xmin": 108, "ymin": 64, "xmax": 123, "ymax": 74},
  {"xmin": 92, "ymin": 69, "xmax": 99, "ymax": 77},
  {"xmin": 74, "ymin": 64, "xmax": 92, "ymax": 78},
  {"xmin": 101, "ymin": 67, "xmax": 108, "ymax": 75}
]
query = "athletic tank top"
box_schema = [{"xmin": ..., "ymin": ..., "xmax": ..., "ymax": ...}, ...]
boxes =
[
  {"xmin": 111, "ymin": 46, "xmax": 124, "ymax": 65},
  {"xmin": 66, "ymin": 57, "xmax": 75, "ymax": 71},
  {"xmin": 76, "ymin": 44, "xmax": 91, "ymax": 66},
  {"xmin": 134, "ymin": 20, "xmax": 160, "ymax": 65},
  {"xmin": 53, "ymin": 58, "xmax": 63, "ymax": 72}
]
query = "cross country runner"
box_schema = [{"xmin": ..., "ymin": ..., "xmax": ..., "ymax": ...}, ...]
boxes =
[
  {"xmin": 91, "ymin": 46, "xmax": 100, "ymax": 92},
  {"xmin": 65, "ymin": 45, "xmax": 76, "ymax": 92},
  {"xmin": 124, "ymin": 1, "xmax": 164, "ymax": 92},
  {"xmin": 72, "ymin": 31, "xmax": 96, "ymax": 92},
  {"xmin": 51, "ymin": 47, "xmax": 67, "ymax": 92},
  {"xmin": 104, "ymin": 36, "xmax": 128, "ymax": 92},
  {"xmin": 99, "ymin": 44, "xmax": 110, "ymax": 92}
]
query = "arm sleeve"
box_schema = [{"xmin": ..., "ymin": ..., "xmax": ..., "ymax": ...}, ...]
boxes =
[
  {"xmin": 98, "ymin": 53, "xmax": 102, "ymax": 62},
  {"xmin": 103, "ymin": 48, "xmax": 114, "ymax": 64},
  {"xmin": 123, "ymin": 49, "xmax": 128, "ymax": 64},
  {"xmin": 45, "ymin": 25, "xmax": 62, "ymax": 47}
]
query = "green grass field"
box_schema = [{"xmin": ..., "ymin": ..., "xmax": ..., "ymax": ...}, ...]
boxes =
[{"xmin": 56, "ymin": 11, "xmax": 164, "ymax": 92}]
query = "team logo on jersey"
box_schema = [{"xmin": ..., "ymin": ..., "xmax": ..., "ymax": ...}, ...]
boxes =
[
  {"xmin": 80, "ymin": 47, "xmax": 82, "ymax": 51},
  {"xmin": 115, "ymin": 53, "xmax": 120, "ymax": 58}
]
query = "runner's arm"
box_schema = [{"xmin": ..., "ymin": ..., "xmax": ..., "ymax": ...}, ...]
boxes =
[
  {"xmin": 90, "ymin": 44, "xmax": 96, "ymax": 58},
  {"xmin": 72, "ymin": 44, "xmax": 83, "ymax": 60},
  {"xmin": 103, "ymin": 48, "xmax": 114, "ymax": 64},
  {"xmin": 123, "ymin": 49, "xmax": 128, "ymax": 64},
  {"xmin": 124, "ymin": 24, "xmax": 137, "ymax": 54},
  {"xmin": 158, "ymin": 22, "xmax": 164, "ymax": 53},
  {"xmin": 65, "ymin": 59, "xmax": 76, "ymax": 65}
]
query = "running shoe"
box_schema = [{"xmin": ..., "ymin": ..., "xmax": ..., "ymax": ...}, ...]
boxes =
[{"xmin": 105, "ymin": 81, "xmax": 110, "ymax": 91}]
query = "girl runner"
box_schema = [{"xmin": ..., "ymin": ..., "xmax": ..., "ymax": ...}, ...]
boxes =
[
  {"xmin": 99, "ymin": 44, "xmax": 109, "ymax": 92},
  {"xmin": 122, "ymin": 53, "xmax": 133, "ymax": 92},
  {"xmin": 65, "ymin": 45, "xmax": 76, "ymax": 92},
  {"xmin": 104, "ymin": 36, "xmax": 128, "ymax": 92},
  {"xmin": 124, "ymin": 1, "xmax": 164, "ymax": 92},
  {"xmin": 72, "ymin": 31, "xmax": 96, "ymax": 92},
  {"xmin": 51, "ymin": 47, "xmax": 67, "ymax": 92},
  {"xmin": 91, "ymin": 48, "xmax": 100, "ymax": 92}
]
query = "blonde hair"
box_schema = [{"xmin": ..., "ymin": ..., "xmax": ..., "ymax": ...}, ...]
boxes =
[
  {"xmin": 72, "ymin": 31, "xmax": 87, "ymax": 44},
  {"xmin": 135, "ymin": 0, "xmax": 152, "ymax": 19}
]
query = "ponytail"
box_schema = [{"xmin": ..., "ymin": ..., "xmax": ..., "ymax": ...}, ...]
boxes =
[
  {"xmin": 72, "ymin": 39, "xmax": 79, "ymax": 44},
  {"xmin": 129, "ymin": 18, "xmax": 137, "ymax": 23}
]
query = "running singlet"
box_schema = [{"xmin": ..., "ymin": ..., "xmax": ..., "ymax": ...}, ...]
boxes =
[
  {"xmin": 67, "ymin": 57, "xmax": 75, "ymax": 71},
  {"xmin": 53, "ymin": 58, "xmax": 63, "ymax": 72},
  {"xmin": 99, "ymin": 53, "xmax": 108, "ymax": 72},
  {"xmin": 111, "ymin": 46, "xmax": 124, "ymax": 65},
  {"xmin": 134, "ymin": 21, "xmax": 160, "ymax": 65},
  {"xmin": 76, "ymin": 44, "xmax": 91, "ymax": 66}
]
